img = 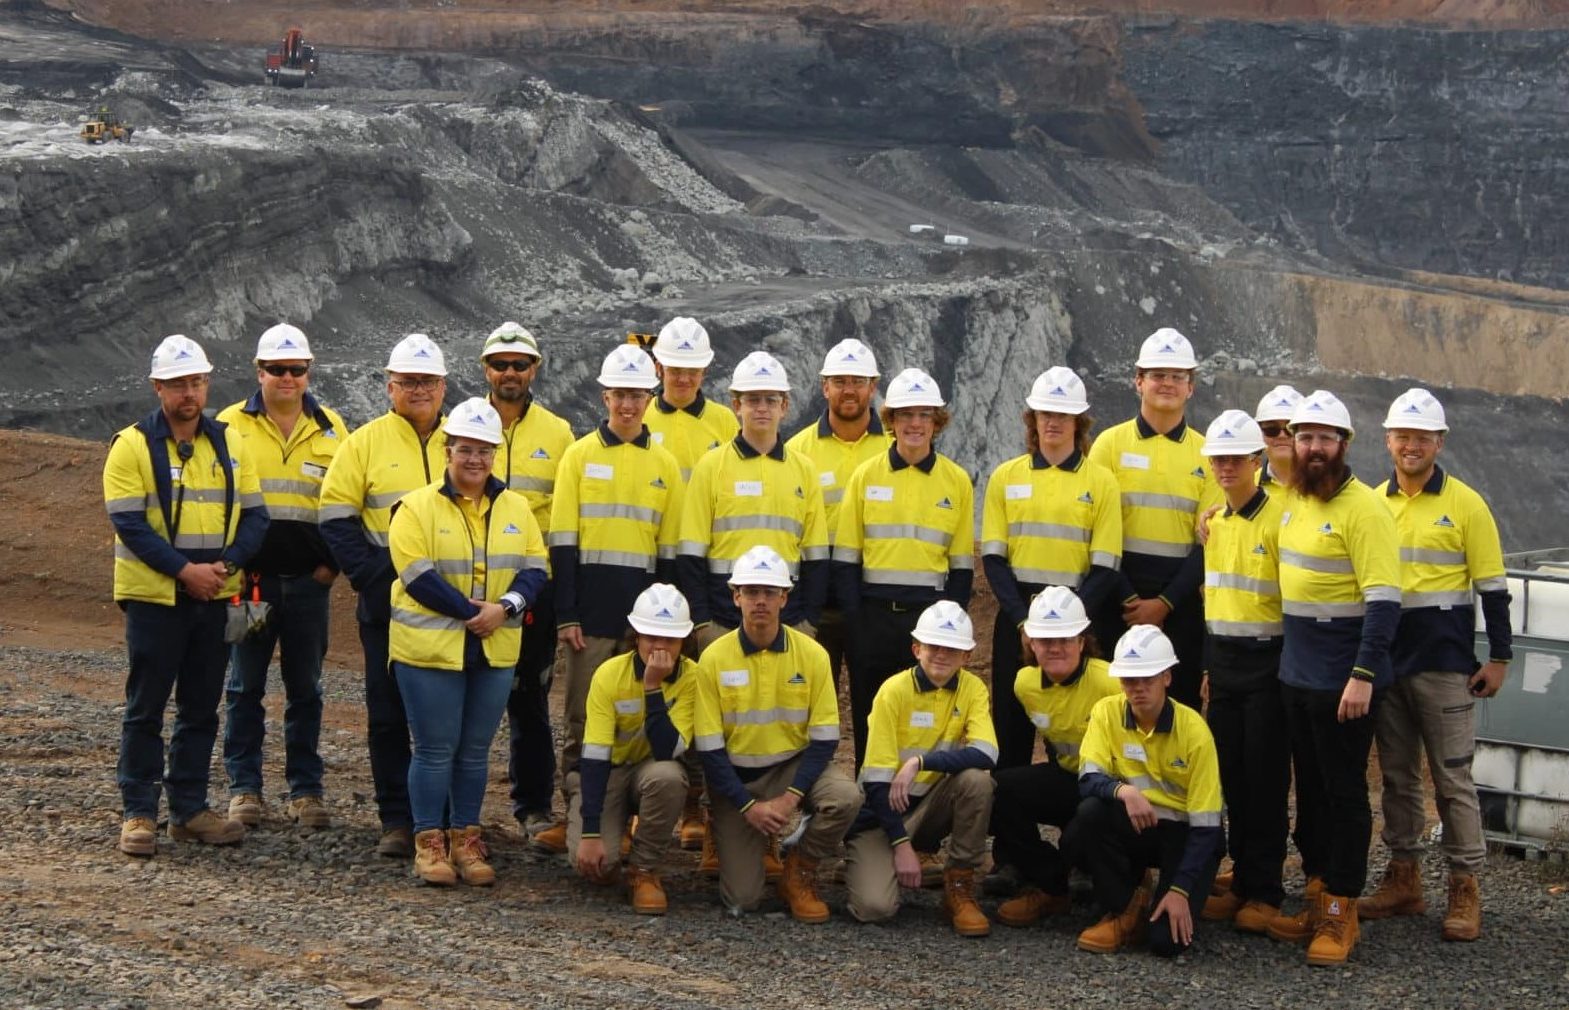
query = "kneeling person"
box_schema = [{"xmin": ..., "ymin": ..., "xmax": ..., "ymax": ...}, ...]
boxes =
[
  {"xmin": 694, "ymin": 546, "xmax": 861, "ymax": 922},
  {"xmin": 1066, "ymin": 625, "xmax": 1223, "ymax": 957},
  {"xmin": 846, "ymin": 602, "xmax": 998, "ymax": 936},
  {"xmin": 572, "ymin": 584, "xmax": 698, "ymax": 915}
]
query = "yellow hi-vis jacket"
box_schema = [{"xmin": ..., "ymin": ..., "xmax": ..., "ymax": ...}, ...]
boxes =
[
  {"xmin": 784, "ymin": 412, "xmax": 893, "ymax": 543},
  {"xmin": 1203, "ymin": 487, "xmax": 1285, "ymax": 640},
  {"xmin": 216, "ymin": 392, "xmax": 346, "ymax": 526},
  {"xmin": 388, "ymin": 477, "xmax": 546, "ymax": 671},
  {"xmin": 492, "ymin": 396, "xmax": 574, "ymax": 540},
  {"xmin": 1012, "ymin": 657, "xmax": 1120, "ymax": 774},
  {"xmin": 642, "ymin": 390, "xmax": 739, "ymax": 482}
]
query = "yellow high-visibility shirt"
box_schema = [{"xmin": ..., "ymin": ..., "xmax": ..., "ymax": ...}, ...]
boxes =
[
  {"xmin": 217, "ymin": 393, "xmax": 346, "ymax": 526},
  {"xmin": 1012, "ymin": 657, "xmax": 1120, "ymax": 774},
  {"xmin": 493, "ymin": 398, "xmax": 574, "ymax": 540},
  {"xmin": 693, "ymin": 625, "xmax": 839, "ymax": 770},
  {"xmin": 833, "ymin": 447, "xmax": 975, "ymax": 596},
  {"xmin": 583, "ymin": 652, "xmax": 698, "ymax": 766},
  {"xmin": 861, "ymin": 666, "xmax": 998, "ymax": 797},
  {"xmin": 784, "ymin": 413, "xmax": 893, "ymax": 543},
  {"xmin": 1079, "ymin": 695, "xmax": 1222, "ymax": 828},
  {"xmin": 1088, "ymin": 416, "xmax": 1221, "ymax": 564},
  {"xmin": 642, "ymin": 391, "xmax": 739, "ymax": 482},
  {"xmin": 1203, "ymin": 487, "xmax": 1285, "ymax": 639},
  {"xmin": 319, "ymin": 410, "xmax": 446, "ymax": 549},
  {"xmin": 981, "ymin": 450, "xmax": 1122, "ymax": 588}
]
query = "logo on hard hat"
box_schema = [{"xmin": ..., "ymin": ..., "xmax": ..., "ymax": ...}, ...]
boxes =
[
  {"xmin": 1124, "ymin": 648, "xmax": 1141, "ymax": 659},
  {"xmin": 279, "ymin": 337, "xmax": 297, "ymax": 348},
  {"xmin": 1046, "ymin": 609, "xmax": 1061, "ymax": 619},
  {"xmin": 1160, "ymin": 342, "xmax": 1177, "ymax": 353},
  {"xmin": 175, "ymin": 348, "xmax": 192, "ymax": 359},
  {"xmin": 655, "ymin": 607, "xmax": 674, "ymax": 618},
  {"xmin": 939, "ymin": 620, "xmax": 957, "ymax": 631},
  {"xmin": 1308, "ymin": 402, "xmax": 1324, "ymax": 412},
  {"xmin": 1220, "ymin": 428, "xmax": 1234, "ymax": 438},
  {"xmin": 677, "ymin": 339, "xmax": 694, "ymax": 349},
  {"xmin": 1051, "ymin": 385, "xmax": 1066, "ymax": 395},
  {"xmin": 622, "ymin": 360, "xmax": 640, "ymax": 371}
]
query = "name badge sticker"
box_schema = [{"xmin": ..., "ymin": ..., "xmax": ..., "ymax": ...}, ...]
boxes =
[
  {"xmin": 819, "ymin": 471, "xmax": 835, "ymax": 487},
  {"xmin": 1122, "ymin": 742, "xmax": 1147, "ymax": 762},
  {"xmin": 614, "ymin": 699, "xmax": 642, "ymax": 715},
  {"xmin": 585, "ymin": 463, "xmax": 614, "ymax": 480},
  {"xmin": 909, "ymin": 711, "xmax": 936, "ymax": 729},
  {"xmin": 1031, "ymin": 713, "xmax": 1051, "ymax": 729},
  {"xmin": 1005, "ymin": 484, "xmax": 1033, "ymax": 501},
  {"xmin": 865, "ymin": 485, "xmax": 894, "ymax": 502},
  {"xmin": 301, "ymin": 461, "xmax": 328, "ymax": 480},
  {"xmin": 720, "ymin": 669, "xmax": 750, "ymax": 688},
  {"xmin": 1120, "ymin": 452, "xmax": 1150, "ymax": 471},
  {"xmin": 734, "ymin": 480, "xmax": 763, "ymax": 497}
]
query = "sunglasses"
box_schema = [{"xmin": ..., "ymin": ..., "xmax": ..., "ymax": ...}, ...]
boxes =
[
  {"xmin": 487, "ymin": 359, "xmax": 536, "ymax": 373},
  {"xmin": 261, "ymin": 364, "xmax": 309, "ymax": 377},
  {"xmin": 1259, "ymin": 423, "xmax": 1290, "ymax": 437}
]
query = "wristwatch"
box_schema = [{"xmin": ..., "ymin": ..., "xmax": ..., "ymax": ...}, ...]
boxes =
[
  {"xmin": 220, "ymin": 560, "xmax": 238, "ymax": 577},
  {"xmin": 499, "ymin": 599, "xmax": 519, "ymax": 619}
]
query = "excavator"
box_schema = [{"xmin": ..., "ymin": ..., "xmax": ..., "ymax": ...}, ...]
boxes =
[
  {"xmin": 264, "ymin": 27, "xmax": 318, "ymax": 88},
  {"xmin": 81, "ymin": 106, "xmax": 133, "ymax": 144}
]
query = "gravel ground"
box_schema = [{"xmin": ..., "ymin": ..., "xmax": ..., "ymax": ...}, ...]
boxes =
[{"xmin": 1, "ymin": 641, "xmax": 1565, "ymax": 1010}]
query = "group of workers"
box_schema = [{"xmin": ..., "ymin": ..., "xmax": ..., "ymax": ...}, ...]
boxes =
[{"xmin": 103, "ymin": 316, "xmax": 1511, "ymax": 966}]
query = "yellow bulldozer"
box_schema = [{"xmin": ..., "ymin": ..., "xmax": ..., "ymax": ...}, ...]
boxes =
[{"xmin": 81, "ymin": 107, "xmax": 134, "ymax": 144}]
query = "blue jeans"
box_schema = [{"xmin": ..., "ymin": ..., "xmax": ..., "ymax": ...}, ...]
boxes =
[
  {"xmin": 394, "ymin": 659, "xmax": 513, "ymax": 833},
  {"xmin": 118, "ymin": 597, "xmax": 229, "ymax": 823},
  {"xmin": 223, "ymin": 573, "xmax": 330, "ymax": 799}
]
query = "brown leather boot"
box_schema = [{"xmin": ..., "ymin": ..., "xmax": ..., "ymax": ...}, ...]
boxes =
[
  {"xmin": 448, "ymin": 826, "xmax": 496, "ymax": 886},
  {"xmin": 777, "ymin": 849, "xmax": 830, "ymax": 923},
  {"xmin": 1359, "ymin": 858, "xmax": 1426, "ymax": 919},
  {"xmin": 1076, "ymin": 885, "xmax": 1151, "ymax": 954},
  {"xmin": 942, "ymin": 868, "xmax": 991, "ymax": 937},
  {"xmin": 1210, "ymin": 869, "xmax": 1234, "ymax": 896},
  {"xmin": 677, "ymin": 791, "xmax": 705, "ymax": 851},
  {"xmin": 1441, "ymin": 871, "xmax": 1481, "ymax": 942},
  {"xmin": 1234, "ymin": 899, "xmax": 1281, "ymax": 934},
  {"xmin": 1202, "ymin": 889, "xmax": 1243, "ymax": 922},
  {"xmin": 763, "ymin": 835, "xmax": 785, "ymax": 883},
  {"xmin": 997, "ymin": 887, "xmax": 1071, "ymax": 927},
  {"xmin": 1306, "ymin": 894, "xmax": 1359, "ymax": 966},
  {"xmin": 413, "ymin": 828, "xmax": 457, "ymax": 886},
  {"xmin": 1265, "ymin": 887, "xmax": 1323, "ymax": 945},
  {"xmin": 698, "ymin": 825, "xmax": 720, "ymax": 878},
  {"xmin": 627, "ymin": 866, "xmax": 668, "ymax": 916}
]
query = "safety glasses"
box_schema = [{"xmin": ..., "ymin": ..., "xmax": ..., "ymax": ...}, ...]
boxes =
[{"xmin": 261, "ymin": 364, "xmax": 309, "ymax": 377}]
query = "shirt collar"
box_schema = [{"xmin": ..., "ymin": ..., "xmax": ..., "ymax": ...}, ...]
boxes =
[
  {"xmin": 655, "ymin": 389, "xmax": 708, "ymax": 418},
  {"xmin": 733, "ymin": 433, "xmax": 786, "ymax": 461},
  {"xmin": 888, "ymin": 444, "xmax": 938, "ymax": 473},
  {"xmin": 1122, "ymin": 697, "xmax": 1176, "ymax": 734},
  {"xmin": 815, "ymin": 410, "xmax": 885, "ymax": 439},
  {"xmin": 438, "ymin": 472, "xmax": 505, "ymax": 503},
  {"xmin": 491, "ymin": 391, "xmax": 533, "ymax": 426},
  {"xmin": 1226, "ymin": 486, "xmax": 1270, "ymax": 520},
  {"xmin": 597, "ymin": 420, "xmax": 651, "ymax": 448},
  {"xmin": 1135, "ymin": 414, "xmax": 1188, "ymax": 443},
  {"xmin": 631, "ymin": 653, "xmax": 682, "ymax": 687},
  {"xmin": 739, "ymin": 626, "xmax": 788, "ymax": 655},
  {"xmin": 1041, "ymin": 656, "xmax": 1089, "ymax": 689},
  {"xmin": 240, "ymin": 389, "xmax": 333, "ymax": 432},
  {"xmin": 1030, "ymin": 448, "xmax": 1084, "ymax": 471},
  {"xmin": 1384, "ymin": 464, "xmax": 1446, "ymax": 496},
  {"xmin": 912, "ymin": 665, "xmax": 957, "ymax": 693}
]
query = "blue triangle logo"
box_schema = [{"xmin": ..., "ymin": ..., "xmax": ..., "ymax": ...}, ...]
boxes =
[
  {"xmin": 530, "ymin": 448, "xmax": 549, "ymax": 459},
  {"xmin": 1318, "ymin": 522, "xmax": 1333, "ymax": 534},
  {"xmin": 1252, "ymin": 543, "xmax": 1267, "ymax": 555},
  {"xmin": 1077, "ymin": 491, "xmax": 1093, "ymax": 504},
  {"xmin": 414, "ymin": 348, "xmax": 430, "ymax": 358},
  {"xmin": 1046, "ymin": 609, "xmax": 1060, "ymax": 619},
  {"xmin": 656, "ymin": 607, "xmax": 673, "ymax": 618},
  {"xmin": 1435, "ymin": 515, "xmax": 1455, "ymax": 528},
  {"xmin": 1192, "ymin": 467, "xmax": 1205, "ymax": 477},
  {"xmin": 1126, "ymin": 648, "xmax": 1141, "ymax": 659},
  {"xmin": 788, "ymin": 672, "xmax": 806, "ymax": 685},
  {"xmin": 936, "ymin": 497, "xmax": 952, "ymax": 509},
  {"xmin": 502, "ymin": 523, "xmax": 520, "ymax": 534},
  {"xmin": 650, "ymin": 477, "xmax": 666, "ymax": 489}
]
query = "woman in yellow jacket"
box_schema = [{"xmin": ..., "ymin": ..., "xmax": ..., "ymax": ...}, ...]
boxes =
[{"xmin": 389, "ymin": 398, "xmax": 547, "ymax": 886}]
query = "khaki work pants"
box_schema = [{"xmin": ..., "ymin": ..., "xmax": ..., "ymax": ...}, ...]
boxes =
[
  {"xmin": 566, "ymin": 758, "xmax": 688, "ymax": 871},
  {"xmin": 844, "ymin": 768, "xmax": 995, "ymax": 922},
  {"xmin": 1376, "ymin": 670, "xmax": 1486, "ymax": 873},
  {"xmin": 709, "ymin": 755, "xmax": 861, "ymax": 912},
  {"xmin": 558, "ymin": 635, "xmax": 622, "ymax": 800}
]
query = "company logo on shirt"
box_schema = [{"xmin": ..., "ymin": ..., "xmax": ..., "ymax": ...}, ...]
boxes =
[
  {"xmin": 1170, "ymin": 756, "xmax": 1188, "ymax": 769},
  {"xmin": 795, "ymin": 486, "xmax": 804, "ymax": 498},
  {"xmin": 788, "ymin": 672, "xmax": 806, "ymax": 685},
  {"xmin": 708, "ymin": 440, "xmax": 720, "ymax": 450},
  {"xmin": 1252, "ymin": 543, "xmax": 1268, "ymax": 556},
  {"xmin": 502, "ymin": 523, "xmax": 521, "ymax": 534},
  {"xmin": 935, "ymin": 497, "xmax": 953, "ymax": 510},
  {"xmin": 1434, "ymin": 515, "xmax": 1455, "ymax": 528},
  {"xmin": 1318, "ymin": 522, "xmax": 1334, "ymax": 535},
  {"xmin": 1191, "ymin": 466, "xmax": 1206, "ymax": 478},
  {"xmin": 530, "ymin": 448, "xmax": 550, "ymax": 460},
  {"xmin": 1077, "ymin": 491, "xmax": 1094, "ymax": 504},
  {"xmin": 650, "ymin": 476, "xmax": 667, "ymax": 490}
]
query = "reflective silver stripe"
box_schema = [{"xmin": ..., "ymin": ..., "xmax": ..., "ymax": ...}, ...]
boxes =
[
  {"xmin": 1279, "ymin": 549, "xmax": 1354, "ymax": 574},
  {"xmin": 695, "ymin": 733, "xmax": 726, "ymax": 751},
  {"xmin": 1080, "ymin": 760, "xmax": 1108, "ymax": 777},
  {"xmin": 1124, "ymin": 492, "xmax": 1199, "ymax": 513},
  {"xmin": 365, "ymin": 491, "xmax": 404, "ymax": 510},
  {"xmin": 487, "ymin": 552, "xmax": 533, "ymax": 570},
  {"xmin": 180, "ymin": 488, "xmax": 228, "ymax": 505},
  {"xmin": 581, "ymin": 502, "xmax": 660, "ymax": 524},
  {"xmin": 318, "ymin": 504, "xmax": 360, "ymax": 522},
  {"xmin": 401, "ymin": 558, "xmax": 437, "ymax": 585},
  {"xmin": 1007, "ymin": 522, "xmax": 1092, "ymax": 543},
  {"xmin": 390, "ymin": 606, "xmax": 463, "ymax": 631},
  {"xmin": 908, "ymin": 780, "xmax": 936, "ymax": 797},
  {"xmin": 239, "ymin": 492, "xmax": 267, "ymax": 510},
  {"xmin": 833, "ymin": 547, "xmax": 863, "ymax": 563},
  {"xmin": 864, "ymin": 568, "xmax": 946, "ymax": 589},
  {"xmin": 509, "ymin": 476, "xmax": 554, "ymax": 493},
  {"xmin": 950, "ymin": 555, "xmax": 975, "ymax": 571},
  {"xmin": 1365, "ymin": 585, "xmax": 1402, "ymax": 604},
  {"xmin": 1401, "ymin": 547, "xmax": 1466, "ymax": 565},
  {"xmin": 713, "ymin": 515, "xmax": 805, "ymax": 537},
  {"xmin": 113, "ymin": 543, "xmax": 141, "ymax": 562},
  {"xmin": 615, "ymin": 725, "xmax": 645, "ymax": 743},
  {"xmin": 519, "ymin": 556, "xmax": 547, "ymax": 571},
  {"xmin": 727, "ymin": 748, "xmax": 805, "ymax": 768},
  {"xmin": 1189, "ymin": 811, "xmax": 1223, "ymax": 828},
  {"xmin": 676, "ymin": 540, "xmax": 708, "ymax": 557},
  {"xmin": 974, "ymin": 741, "xmax": 1000, "ymax": 762},
  {"xmin": 260, "ymin": 478, "xmax": 320, "ymax": 497},
  {"xmin": 800, "ymin": 546, "xmax": 830, "ymax": 562},
  {"xmin": 980, "ymin": 539, "xmax": 1008, "ymax": 558},
  {"xmin": 657, "ymin": 545, "xmax": 678, "ymax": 560},
  {"xmin": 865, "ymin": 523, "xmax": 952, "ymax": 547},
  {"xmin": 429, "ymin": 558, "xmax": 470, "ymax": 576},
  {"xmin": 105, "ymin": 496, "xmax": 145, "ymax": 514},
  {"xmin": 366, "ymin": 529, "xmax": 390, "ymax": 547},
  {"xmin": 1402, "ymin": 589, "xmax": 1471, "ymax": 608},
  {"xmin": 1123, "ymin": 538, "xmax": 1191, "ymax": 558},
  {"xmin": 722, "ymin": 707, "xmax": 809, "ymax": 727},
  {"xmin": 823, "ymin": 489, "xmax": 844, "ymax": 506},
  {"xmin": 1207, "ymin": 619, "xmax": 1285, "ymax": 637},
  {"xmin": 266, "ymin": 505, "xmax": 317, "ymax": 523},
  {"xmin": 546, "ymin": 531, "xmax": 577, "ymax": 547},
  {"xmin": 861, "ymin": 768, "xmax": 895, "ymax": 783},
  {"xmin": 1475, "ymin": 577, "xmax": 1507, "ymax": 593},
  {"xmin": 1127, "ymin": 774, "xmax": 1187, "ymax": 799},
  {"xmin": 808, "ymin": 725, "xmax": 839, "ymax": 741},
  {"xmin": 580, "ymin": 549, "xmax": 656, "ymax": 571},
  {"xmin": 1090, "ymin": 551, "xmax": 1121, "ymax": 570},
  {"xmin": 900, "ymin": 742, "xmax": 956, "ymax": 762},
  {"xmin": 679, "ymin": 467, "xmax": 693, "ymax": 482},
  {"xmin": 1283, "ymin": 600, "xmax": 1365, "ymax": 619},
  {"xmin": 172, "ymin": 533, "xmax": 227, "ymax": 550},
  {"xmin": 1052, "ymin": 740, "xmax": 1081, "ymax": 757},
  {"xmin": 1155, "ymin": 807, "xmax": 1190, "ymax": 824},
  {"xmin": 1012, "ymin": 567, "xmax": 1083, "ymax": 587},
  {"xmin": 583, "ymin": 743, "xmax": 613, "ymax": 761},
  {"xmin": 1205, "ymin": 572, "xmax": 1280, "ymax": 596}
]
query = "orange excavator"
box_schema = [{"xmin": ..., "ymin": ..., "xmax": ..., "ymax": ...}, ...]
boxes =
[{"xmin": 264, "ymin": 28, "xmax": 318, "ymax": 88}]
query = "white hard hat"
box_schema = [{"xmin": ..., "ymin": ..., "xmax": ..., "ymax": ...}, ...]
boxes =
[
  {"xmin": 1108, "ymin": 625, "xmax": 1178, "ymax": 679},
  {"xmin": 597, "ymin": 344, "xmax": 659, "ymax": 389},
  {"xmin": 1254, "ymin": 384, "xmax": 1302, "ymax": 423},
  {"xmin": 149, "ymin": 335, "xmax": 213, "ymax": 381},
  {"xmin": 1022, "ymin": 586, "xmax": 1091, "ymax": 638},
  {"xmin": 1202, "ymin": 409, "xmax": 1266, "ymax": 456},
  {"xmin": 727, "ymin": 545, "xmax": 794, "ymax": 589},
  {"xmin": 1025, "ymin": 366, "xmax": 1090, "ymax": 415},
  {"xmin": 386, "ymin": 333, "xmax": 447, "ymax": 376},
  {"xmin": 1290, "ymin": 389, "xmax": 1355, "ymax": 439},
  {"xmin": 652, "ymin": 316, "xmax": 714, "ymax": 368},
  {"xmin": 628, "ymin": 583, "xmax": 695, "ymax": 638},
  {"xmin": 442, "ymin": 396, "xmax": 503, "ymax": 444},
  {"xmin": 819, "ymin": 338, "xmax": 879, "ymax": 378},
  {"xmin": 883, "ymin": 367, "xmax": 945, "ymax": 409},
  {"xmin": 482, "ymin": 321, "xmax": 541, "ymax": 361},
  {"xmin": 1135, "ymin": 327, "xmax": 1198, "ymax": 370},
  {"xmin": 1382, "ymin": 387, "xmax": 1447, "ymax": 433},
  {"xmin": 730, "ymin": 350, "xmax": 790, "ymax": 393},
  {"xmin": 912, "ymin": 600, "xmax": 976, "ymax": 650},
  {"xmin": 255, "ymin": 323, "xmax": 313, "ymax": 362}
]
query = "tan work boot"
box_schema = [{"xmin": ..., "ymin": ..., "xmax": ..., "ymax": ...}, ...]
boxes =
[
  {"xmin": 1202, "ymin": 889, "xmax": 1243, "ymax": 922},
  {"xmin": 119, "ymin": 816, "xmax": 157, "ymax": 857},
  {"xmin": 1359, "ymin": 858, "xmax": 1426, "ymax": 919},
  {"xmin": 621, "ymin": 817, "xmax": 637, "ymax": 859},
  {"xmin": 1441, "ymin": 871, "xmax": 1481, "ymax": 942},
  {"xmin": 627, "ymin": 866, "xmax": 668, "ymax": 915},
  {"xmin": 1265, "ymin": 877, "xmax": 1325, "ymax": 944},
  {"xmin": 1306, "ymin": 894, "xmax": 1359, "ymax": 966},
  {"xmin": 677, "ymin": 791, "xmax": 705, "ymax": 851},
  {"xmin": 169, "ymin": 808, "xmax": 245, "ymax": 845},
  {"xmin": 1077, "ymin": 885, "xmax": 1151, "ymax": 954},
  {"xmin": 284, "ymin": 795, "xmax": 332, "ymax": 829},
  {"xmin": 530, "ymin": 820, "xmax": 568, "ymax": 855},
  {"xmin": 763, "ymin": 836, "xmax": 784, "ymax": 884},
  {"xmin": 449, "ymin": 826, "xmax": 496, "ymax": 886},
  {"xmin": 228, "ymin": 793, "xmax": 264, "ymax": 828},
  {"xmin": 918, "ymin": 850, "xmax": 946, "ymax": 889},
  {"xmin": 1234, "ymin": 899, "xmax": 1280, "ymax": 934},
  {"xmin": 997, "ymin": 886, "xmax": 1071, "ymax": 927},
  {"xmin": 414, "ymin": 828, "xmax": 457, "ymax": 886},
  {"xmin": 942, "ymin": 868, "xmax": 992, "ymax": 937},
  {"xmin": 1211, "ymin": 868, "xmax": 1234, "ymax": 895},
  {"xmin": 378, "ymin": 826, "xmax": 413, "ymax": 858},
  {"xmin": 698, "ymin": 826, "xmax": 720, "ymax": 878},
  {"xmin": 777, "ymin": 849, "xmax": 830, "ymax": 923}
]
